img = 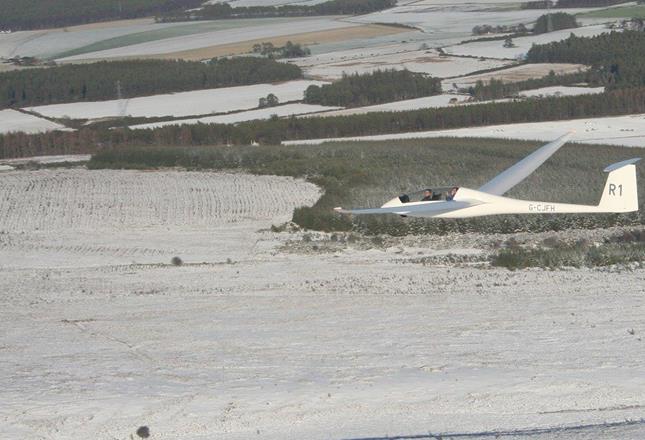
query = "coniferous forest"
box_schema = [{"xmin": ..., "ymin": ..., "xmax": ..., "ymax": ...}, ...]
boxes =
[
  {"xmin": 526, "ymin": 31, "xmax": 645, "ymax": 89},
  {"xmin": 303, "ymin": 70, "xmax": 442, "ymax": 107}
]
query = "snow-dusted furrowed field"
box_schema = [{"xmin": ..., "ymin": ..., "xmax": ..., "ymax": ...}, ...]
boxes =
[
  {"xmin": 0, "ymin": 109, "xmax": 68, "ymax": 134},
  {"xmin": 26, "ymin": 80, "xmax": 327, "ymax": 120},
  {"xmin": 2, "ymin": 168, "xmax": 645, "ymax": 439},
  {"xmin": 286, "ymin": 114, "xmax": 645, "ymax": 147},
  {"xmin": 128, "ymin": 103, "xmax": 340, "ymax": 130},
  {"xmin": 445, "ymin": 63, "xmax": 588, "ymax": 90}
]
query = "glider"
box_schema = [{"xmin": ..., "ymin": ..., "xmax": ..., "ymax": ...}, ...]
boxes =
[{"xmin": 334, "ymin": 133, "xmax": 640, "ymax": 219}]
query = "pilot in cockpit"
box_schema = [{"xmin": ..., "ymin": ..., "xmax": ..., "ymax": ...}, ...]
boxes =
[
  {"xmin": 446, "ymin": 187, "xmax": 459, "ymax": 201},
  {"xmin": 421, "ymin": 189, "xmax": 433, "ymax": 201}
]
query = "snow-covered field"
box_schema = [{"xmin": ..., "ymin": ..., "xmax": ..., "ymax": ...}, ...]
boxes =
[
  {"xmin": 128, "ymin": 103, "xmax": 340, "ymax": 130},
  {"xmin": 290, "ymin": 48, "xmax": 513, "ymax": 81},
  {"xmin": 286, "ymin": 114, "xmax": 645, "ymax": 147},
  {"xmin": 519, "ymin": 85, "xmax": 605, "ymax": 98},
  {"xmin": 57, "ymin": 18, "xmax": 361, "ymax": 61},
  {"xmin": 303, "ymin": 94, "xmax": 469, "ymax": 117},
  {"xmin": 443, "ymin": 24, "xmax": 614, "ymax": 60},
  {"xmin": 0, "ymin": 109, "xmax": 68, "ymax": 134},
  {"xmin": 2, "ymin": 168, "xmax": 645, "ymax": 439},
  {"xmin": 0, "ymin": 154, "xmax": 90, "ymax": 165},
  {"xmin": 26, "ymin": 80, "xmax": 326, "ymax": 120}
]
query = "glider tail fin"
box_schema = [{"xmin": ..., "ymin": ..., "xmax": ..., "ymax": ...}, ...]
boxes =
[{"xmin": 597, "ymin": 158, "xmax": 640, "ymax": 213}]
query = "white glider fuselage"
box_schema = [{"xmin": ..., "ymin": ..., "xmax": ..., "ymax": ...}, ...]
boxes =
[
  {"xmin": 380, "ymin": 187, "xmax": 621, "ymax": 219},
  {"xmin": 334, "ymin": 152, "xmax": 641, "ymax": 219}
]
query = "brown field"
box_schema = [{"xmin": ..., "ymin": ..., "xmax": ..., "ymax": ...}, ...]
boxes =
[{"xmin": 454, "ymin": 63, "xmax": 589, "ymax": 88}]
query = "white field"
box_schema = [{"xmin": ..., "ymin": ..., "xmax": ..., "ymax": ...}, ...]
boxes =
[
  {"xmin": 443, "ymin": 25, "xmax": 614, "ymax": 60},
  {"xmin": 286, "ymin": 114, "xmax": 645, "ymax": 147},
  {"xmin": 2, "ymin": 168, "xmax": 645, "ymax": 439},
  {"xmin": 303, "ymin": 94, "xmax": 469, "ymax": 117},
  {"xmin": 519, "ymin": 85, "xmax": 605, "ymax": 98},
  {"xmin": 128, "ymin": 103, "xmax": 340, "ymax": 130},
  {"xmin": 0, "ymin": 109, "xmax": 68, "ymax": 134},
  {"xmin": 290, "ymin": 48, "xmax": 513, "ymax": 81},
  {"xmin": 26, "ymin": 80, "xmax": 327, "ymax": 120},
  {"xmin": 57, "ymin": 18, "xmax": 361, "ymax": 61},
  {"xmin": 445, "ymin": 63, "xmax": 588, "ymax": 90}
]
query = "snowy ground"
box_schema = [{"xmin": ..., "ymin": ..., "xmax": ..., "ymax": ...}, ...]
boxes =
[
  {"xmin": 302, "ymin": 94, "xmax": 469, "ymax": 117},
  {"xmin": 25, "ymin": 80, "xmax": 326, "ymax": 120},
  {"xmin": 0, "ymin": 154, "xmax": 90, "ymax": 165},
  {"xmin": 1, "ymin": 168, "xmax": 645, "ymax": 439},
  {"xmin": 128, "ymin": 103, "xmax": 340, "ymax": 130},
  {"xmin": 0, "ymin": 109, "xmax": 68, "ymax": 134},
  {"xmin": 286, "ymin": 114, "xmax": 645, "ymax": 147}
]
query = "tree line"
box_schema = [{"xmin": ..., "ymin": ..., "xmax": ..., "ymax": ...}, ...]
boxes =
[
  {"xmin": 0, "ymin": 58, "xmax": 302, "ymax": 109},
  {"xmin": 0, "ymin": 0, "xmax": 202, "ymax": 31},
  {"xmin": 303, "ymin": 70, "xmax": 442, "ymax": 107},
  {"xmin": 159, "ymin": 0, "xmax": 396, "ymax": 21},
  {"xmin": 526, "ymin": 30, "xmax": 645, "ymax": 89},
  {"xmin": 252, "ymin": 41, "xmax": 311, "ymax": 59},
  {"xmin": 3, "ymin": 86, "xmax": 645, "ymax": 159}
]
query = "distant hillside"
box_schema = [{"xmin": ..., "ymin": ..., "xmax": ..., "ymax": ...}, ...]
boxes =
[{"xmin": 0, "ymin": 0, "xmax": 202, "ymax": 31}]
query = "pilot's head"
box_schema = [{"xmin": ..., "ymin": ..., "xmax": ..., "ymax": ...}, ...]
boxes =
[{"xmin": 423, "ymin": 189, "xmax": 433, "ymax": 198}]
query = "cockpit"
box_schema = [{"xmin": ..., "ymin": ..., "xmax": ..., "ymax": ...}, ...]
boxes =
[{"xmin": 398, "ymin": 187, "xmax": 459, "ymax": 203}]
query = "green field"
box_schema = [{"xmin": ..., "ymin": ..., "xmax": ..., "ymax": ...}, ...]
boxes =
[
  {"xmin": 579, "ymin": 5, "xmax": 645, "ymax": 18},
  {"xmin": 88, "ymin": 138, "xmax": 645, "ymax": 235}
]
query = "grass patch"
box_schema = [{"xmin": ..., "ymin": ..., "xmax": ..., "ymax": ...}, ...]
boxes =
[
  {"xmin": 491, "ymin": 240, "xmax": 645, "ymax": 269},
  {"xmin": 88, "ymin": 138, "xmax": 645, "ymax": 235}
]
